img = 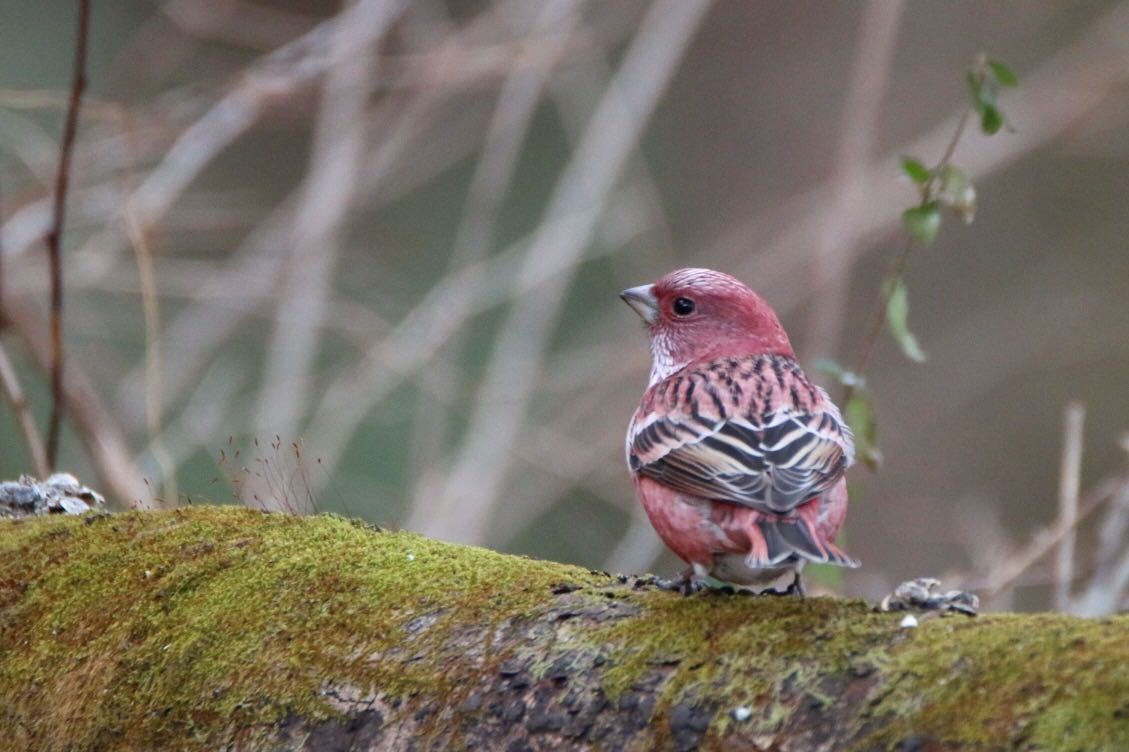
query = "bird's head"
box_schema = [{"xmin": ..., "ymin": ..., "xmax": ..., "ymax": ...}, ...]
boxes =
[{"xmin": 621, "ymin": 267, "xmax": 794, "ymax": 382}]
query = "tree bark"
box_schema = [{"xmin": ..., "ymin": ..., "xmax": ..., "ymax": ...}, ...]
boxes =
[{"xmin": 1, "ymin": 507, "xmax": 1127, "ymax": 751}]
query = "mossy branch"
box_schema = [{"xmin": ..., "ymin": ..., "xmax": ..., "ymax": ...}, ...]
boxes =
[{"xmin": 1, "ymin": 507, "xmax": 1127, "ymax": 751}]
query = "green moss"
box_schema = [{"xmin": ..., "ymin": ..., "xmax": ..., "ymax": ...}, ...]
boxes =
[
  {"xmin": 588, "ymin": 590, "xmax": 894, "ymax": 741},
  {"xmin": 584, "ymin": 587, "xmax": 1129, "ymax": 749},
  {"xmin": 0, "ymin": 508, "xmax": 607, "ymax": 751},
  {"xmin": 3, "ymin": 508, "xmax": 1128, "ymax": 751},
  {"xmin": 861, "ymin": 613, "xmax": 1129, "ymax": 750}
]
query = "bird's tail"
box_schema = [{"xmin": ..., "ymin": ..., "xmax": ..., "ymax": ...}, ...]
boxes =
[{"xmin": 746, "ymin": 516, "xmax": 860, "ymax": 569}]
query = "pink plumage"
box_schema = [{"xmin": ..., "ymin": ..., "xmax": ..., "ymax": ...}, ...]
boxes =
[{"xmin": 621, "ymin": 268, "xmax": 857, "ymax": 594}]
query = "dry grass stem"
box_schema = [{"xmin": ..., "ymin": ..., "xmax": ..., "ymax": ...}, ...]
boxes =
[{"xmin": 1053, "ymin": 401, "xmax": 1085, "ymax": 610}]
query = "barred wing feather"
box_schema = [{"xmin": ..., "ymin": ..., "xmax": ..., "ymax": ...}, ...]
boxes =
[{"xmin": 629, "ymin": 357, "xmax": 853, "ymax": 516}]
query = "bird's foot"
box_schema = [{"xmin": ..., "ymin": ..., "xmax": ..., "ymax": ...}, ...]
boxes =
[
  {"xmin": 879, "ymin": 577, "xmax": 979, "ymax": 616},
  {"xmin": 761, "ymin": 571, "xmax": 806, "ymax": 598},
  {"xmin": 648, "ymin": 570, "xmax": 708, "ymax": 596},
  {"xmin": 783, "ymin": 571, "xmax": 806, "ymax": 597}
]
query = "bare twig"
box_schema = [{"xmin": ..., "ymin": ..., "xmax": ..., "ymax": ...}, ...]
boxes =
[
  {"xmin": 301, "ymin": 184, "xmax": 652, "ymax": 490},
  {"xmin": 1071, "ymin": 436, "xmax": 1129, "ymax": 616},
  {"xmin": 130, "ymin": 17, "xmax": 340, "ymax": 227},
  {"xmin": 843, "ymin": 103, "xmax": 973, "ymax": 404},
  {"xmin": 111, "ymin": 105, "xmax": 177, "ymax": 507},
  {"xmin": 137, "ymin": 358, "xmax": 244, "ymax": 486},
  {"xmin": 703, "ymin": 1, "xmax": 1129, "ymax": 339},
  {"xmin": 1, "ymin": 118, "xmax": 50, "ymax": 479},
  {"xmin": 0, "ymin": 172, "xmax": 5, "ymax": 325},
  {"xmin": 412, "ymin": 0, "xmax": 713, "ymax": 543},
  {"xmin": 406, "ymin": 0, "xmax": 582, "ymax": 517},
  {"xmin": 1075, "ymin": 483, "xmax": 1129, "ymax": 615},
  {"xmin": 0, "ymin": 341, "xmax": 49, "ymax": 477},
  {"xmin": 975, "ymin": 474, "xmax": 1123, "ymax": 602},
  {"xmin": 802, "ymin": 0, "xmax": 904, "ymax": 362},
  {"xmin": 44, "ymin": 0, "xmax": 91, "ymax": 468},
  {"xmin": 1092, "ymin": 435, "xmax": 1129, "ymax": 580},
  {"xmin": 1054, "ymin": 401, "xmax": 1085, "ymax": 610},
  {"xmin": 404, "ymin": 6, "xmax": 681, "ymax": 542},
  {"xmin": 114, "ymin": 193, "xmax": 297, "ymax": 427},
  {"xmin": 112, "ymin": 3, "xmax": 552, "ymax": 428},
  {"xmin": 450, "ymin": 3, "xmax": 576, "ymax": 271},
  {"xmin": 251, "ymin": 0, "xmax": 404, "ymax": 471},
  {"xmin": 3, "ymin": 304, "xmax": 149, "ymax": 507}
]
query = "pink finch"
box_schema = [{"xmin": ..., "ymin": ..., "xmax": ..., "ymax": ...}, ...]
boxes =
[{"xmin": 622, "ymin": 268, "xmax": 858, "ymax": 595}]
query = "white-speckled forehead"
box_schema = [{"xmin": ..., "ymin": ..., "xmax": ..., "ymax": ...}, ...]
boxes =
[{"xmin": 656, "ymin": 267, "xmax": 750, "ymax": 296}]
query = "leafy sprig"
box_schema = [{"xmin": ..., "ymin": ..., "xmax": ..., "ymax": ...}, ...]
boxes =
[{"xmin": 819, "ymin": 55, "xmax": 1017, "ymax": 469}]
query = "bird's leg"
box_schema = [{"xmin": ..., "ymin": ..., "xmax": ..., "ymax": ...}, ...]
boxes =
[
  {"xmin": 762, "ymin": 570, "xmax": 806, "ymax": 597},
  {"xmin": 783, "ymin": 570, "xmax": 806, "ymax": 597}
]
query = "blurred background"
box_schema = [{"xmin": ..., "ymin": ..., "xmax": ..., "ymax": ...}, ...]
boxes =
[{"xmin": 2, "ymin": 0, "xmax": 1128, "ymax": 613}]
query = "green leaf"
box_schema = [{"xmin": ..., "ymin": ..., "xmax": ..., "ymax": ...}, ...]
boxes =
[
  {"xmin": 814, "ymin": 358, "xmax": 863, "ymax": 389},
  {"xmin": 900, "ymin": 157, "xmax": 931, "ymax": 185},
  {"xmin": 902, "ymin": 202, "xmax": 942, "ymax": 245},
  {"xmin": 987, "ymin": 59, "xmax": 1018, "ymax": 87},
  {"xmin": 883, "ymin": 278, "xmax": 927, "ymax": 363},
  {"xmin": 843, "ymin": 390, "xmax": 882, "ymax": 470},
  {"xmin": 980, "ymin": 104, "xmax": 1003, "ymax": 135}
]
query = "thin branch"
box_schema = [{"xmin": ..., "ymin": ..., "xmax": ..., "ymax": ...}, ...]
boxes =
[
  {"xmin": 844, "ymin": 104, "xmax": 972, "ymax": 403},
  {"xmin": 406, "ymin": 0, "xmax": 582, "ymax": 518},
  {"xmin": 1076, "ymin": 485, "xmax": 1129, "ymax": 615},
  {"xmin": 0, "ymin": 170, "xmax": 5, "ymax": 325},
  {"xmin": 130, "ymin": 16, "xmax": 341, "ymax": 226},
  {"xmin": 2, "ymin": 114, "xmax": 51, "ymax": 479},
  {"xmin": 112, "ymin": 3, "xmax": 541, "ymax": 427},
  {"xmin": 251, "ymin": 0, "xmax": 404, "ymax": 470},
  {"xmin": 1054, "ymin": 401, "xmax": 1084, "ymax": 610},
  {"xmin": 701, "ymin": 0, "xmax": 1129, "ymax": 338},
  {"xmin": 1070, "ymin": 436, "xmax": 1129, "ymax": 616},
  {"xmin": 0, "ymin": 341, "xmax": 49, "ymax": 477},
  {"xmin": 846, "ymin": 238, "xmax": 910, "ymax": 393},
  {"xmin": 44, "ymin": 0, "xmax": 91, "ymax": 468},
  {"xmin": 2, "ymin": 303, "xmax": 150, "ymax": 507},
  {"xmin": 449, "ymin": 4, "xmax": 573, "ymax": 271},
  {"xmin": 1092, "ymin": 435, "xmax": 1129, "ymax": 578},
  {"xmin": 801, "ymin": 0, "xmax": 904, "ymax": 362},
  {"xmin": 301, "ymin": 186, "xmax": 652, "ymax": 490},
  {"xmin": 121, "ymin": 163, "xmax": 175, "ymax": 507},
  {"xmin": 975, "ymin": 474, "xmax": 1124, "ymax": 601},
  {"xmin": 936, "ymin": 104, "xmax": 972, "ymax": 170},
  {"xmin": 412, "ymin": 0, "xmax": 713, "ymax": 543},
  {"xmin": 114, "ymin": 193, "xmax": 297, "ymax": 427}
]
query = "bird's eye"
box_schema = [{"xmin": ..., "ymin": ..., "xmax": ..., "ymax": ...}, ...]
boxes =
[{"xmin": 672, "ymin": 297, "xmax": 696, "ymax": 316}]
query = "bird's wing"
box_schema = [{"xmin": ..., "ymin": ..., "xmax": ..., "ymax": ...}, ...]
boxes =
[{"xmin": 628, "ymin": 355, "xmax": 853, "ymax": 515}]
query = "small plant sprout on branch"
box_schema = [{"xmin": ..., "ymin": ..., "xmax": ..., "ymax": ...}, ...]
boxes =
[{"xmin": 819, "ymin": 54, "xmax": 1018, "ymax": 469}]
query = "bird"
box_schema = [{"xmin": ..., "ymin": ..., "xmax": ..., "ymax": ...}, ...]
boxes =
[{"xmin": 621, "ymin": 267, "xmax": 858, "ymax": 595}]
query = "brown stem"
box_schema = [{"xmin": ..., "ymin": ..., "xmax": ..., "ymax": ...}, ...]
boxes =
[
  {"xmin": 0, "ymin": 340, "xmax": 49, "ymax": 477},
  {"xmin": 843, "ymin": 104, "xmax": 973, "ymax": 405},
  {"xmin": 44, "ymin": 0, "xmax": 91, "ymax": 468},
  {"xmin": 3, "ymin": 303, "xmax": 150, "ymax": 508}
]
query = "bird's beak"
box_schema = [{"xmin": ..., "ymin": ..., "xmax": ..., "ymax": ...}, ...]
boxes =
[{"xmin": 620, "ymin": 284, "xmax": 659, "ymax": 325}]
